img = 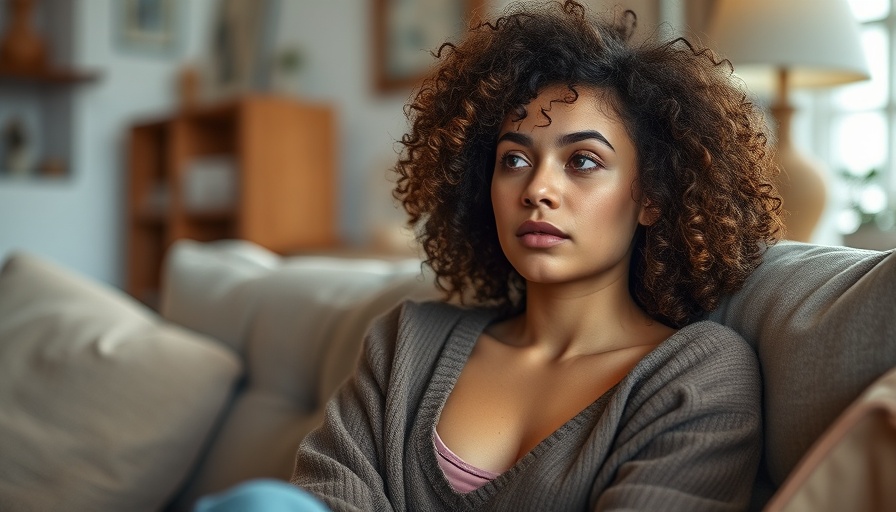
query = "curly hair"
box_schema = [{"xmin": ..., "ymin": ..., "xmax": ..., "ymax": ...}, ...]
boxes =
[{"xmin": 393, "ymin": 0, "xmax": 783, "ymax": 327}]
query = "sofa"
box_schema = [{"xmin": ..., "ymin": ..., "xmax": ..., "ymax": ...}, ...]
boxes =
[{"xmin": 0, "ymin": 238, "xmax": 893, "ymax": 511}]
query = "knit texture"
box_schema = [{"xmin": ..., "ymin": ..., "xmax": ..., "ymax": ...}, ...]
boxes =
[{"xmin": 292, "ymin": 300, "xmax": 761, "ymax": 511}]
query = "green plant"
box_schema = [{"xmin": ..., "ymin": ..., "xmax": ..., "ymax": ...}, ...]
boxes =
[
  {"xmin": 837, "ymin": 167, "xmax": 895, "ymax": 233},
  {"xmin": 276, "ymin": 46, "xmax": 306, "ymax": 76}
]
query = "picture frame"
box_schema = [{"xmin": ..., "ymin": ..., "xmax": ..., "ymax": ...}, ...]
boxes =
[
  {"xmin": 202, "ymin": 0, "xmax": 280, "ymax": 102},
  {"xmin": 113, "ymin": 0, "xmax": 181, "ymax": 58},
  {"xmin": 373, "ymin": 0, "xmax": 485, "ymax": 92}
]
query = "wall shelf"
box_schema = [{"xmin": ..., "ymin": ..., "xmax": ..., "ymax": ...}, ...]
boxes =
[
  {"xmin": 0, "ymin": 65, "xmax": 99, "ymax": 84},
  {"xmin": 0, "ymin": 0, "xmax": 97, "ymax": 180}
]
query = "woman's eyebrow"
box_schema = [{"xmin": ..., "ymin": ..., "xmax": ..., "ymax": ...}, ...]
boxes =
[
  {"xmin": 496, "ymin": 130, "xmax": 616, "ymax": 152},
  {"xmin": 558, "ymin": 130, "xmax": 615, "ymax": 152},
  {"xmin": 496, "ymin": 132, "xmax": 532, "ymax": 146}
]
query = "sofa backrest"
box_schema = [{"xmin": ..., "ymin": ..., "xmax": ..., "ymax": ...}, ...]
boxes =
[{"xmin": 159, "ymin": 240, "xmax": 440, "ymax": 510}]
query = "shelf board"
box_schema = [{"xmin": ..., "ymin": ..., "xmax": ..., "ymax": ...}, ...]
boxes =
[
  {"xmin": 135, "ymin": 207, "xmax": 167, "ymax": 225},
  {"xmin": 0, "ymin": 174, "xmax": 69, "ymax": 183},
  {"xmin": 134, "ymin": 208, "xmax": 236, "ymax": 225},
  {"xmin": 185, "ymin": 208, "xmax": 236, "ymax": 222},
  {"xmin": 0, "ymin": 65, "xmax": 100, "ymax": 85}
]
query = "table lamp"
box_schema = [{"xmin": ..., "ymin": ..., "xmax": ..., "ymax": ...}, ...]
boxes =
[{"xmin": 707, "ymin": 0, "xmax": 870, "ymax": 241}]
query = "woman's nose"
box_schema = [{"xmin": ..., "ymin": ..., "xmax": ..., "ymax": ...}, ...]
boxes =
[{"xmin": 521, "ymin": 168, "xmax": 560, "ymax": 208}]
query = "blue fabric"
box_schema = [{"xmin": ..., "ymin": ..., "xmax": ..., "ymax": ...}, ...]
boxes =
[{"xmin": 193, "ymin": 479, "xmax": 330, "ymax": 512}]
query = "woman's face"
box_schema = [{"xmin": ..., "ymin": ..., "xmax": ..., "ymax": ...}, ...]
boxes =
[{"xmin": 491, "ymin": 84, "xmax": 650, "ymax": 290}]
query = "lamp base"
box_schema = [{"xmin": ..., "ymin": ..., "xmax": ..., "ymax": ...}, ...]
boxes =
[{"xmin": 771, "ymin": 104, "xmax": 827, "ymax": 242}]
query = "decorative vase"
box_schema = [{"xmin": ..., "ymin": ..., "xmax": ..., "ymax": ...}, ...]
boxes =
[
  {"xmin": 0, "ymin": 0, "xmax": 48, "ymax": 72},
  {"xmin": 177, "ymin": 64, "xmax": 201, "ymax": 110}
]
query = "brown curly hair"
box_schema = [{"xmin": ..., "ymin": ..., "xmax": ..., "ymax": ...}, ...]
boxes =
[{"xmin": 393, "ymin": 0, "xmax": 783, "ymax": 327}]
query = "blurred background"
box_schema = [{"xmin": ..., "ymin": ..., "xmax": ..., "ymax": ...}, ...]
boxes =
[{"xmin": 0, "ymin": 0, "xmax": 893, "ymax": 296}]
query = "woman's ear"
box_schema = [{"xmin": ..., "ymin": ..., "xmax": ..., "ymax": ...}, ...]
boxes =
[{"xmin": 638, "ymin": 200, "xmax": 660, "ymax": 226}]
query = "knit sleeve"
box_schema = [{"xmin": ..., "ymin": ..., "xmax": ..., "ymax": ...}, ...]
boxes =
[
  {"xmin": 595, "ymin": 323, "xmax": 763, "ymax": 512},
  {"xmin": 290, "ymin": 305, "xmax": 402, "ymax": 512}
]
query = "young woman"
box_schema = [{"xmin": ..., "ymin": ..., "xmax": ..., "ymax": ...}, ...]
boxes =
[{"xmin": 196, "ymin": 1, "xmax": 782, "ymax": 511}]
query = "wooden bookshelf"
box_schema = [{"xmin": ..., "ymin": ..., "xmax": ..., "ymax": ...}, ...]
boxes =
[{"xmin": 126, "ymin": 95, "xmax": 339, "ymax": 304}]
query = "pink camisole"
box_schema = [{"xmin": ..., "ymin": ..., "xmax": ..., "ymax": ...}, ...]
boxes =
[{"xmin": 433, "ymin": 429, "xmax": 501, "ymax": 493}]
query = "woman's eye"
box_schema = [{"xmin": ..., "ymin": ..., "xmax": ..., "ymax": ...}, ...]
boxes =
[
  {"xmin": 569, "ymin": 153, "xmax": 600, "ymax": 171},
  {"xmin": 502, "ymin": 153, "xmax": 529, "ymax": 169}
]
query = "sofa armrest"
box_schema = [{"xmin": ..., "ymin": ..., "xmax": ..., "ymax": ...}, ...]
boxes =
[{"xmin": 763, "ymin": 366, "xmax": 896, "ymax": 512}]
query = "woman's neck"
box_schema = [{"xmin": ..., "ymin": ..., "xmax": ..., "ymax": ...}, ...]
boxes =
[{"xmin": 495, "ymin": 276, "xmax": 669, "ymax": 361}]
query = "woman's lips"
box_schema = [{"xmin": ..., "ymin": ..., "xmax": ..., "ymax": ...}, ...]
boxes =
[{"xmin": 516, "ymin": 220, "xmax": 569, "ymax": 248}]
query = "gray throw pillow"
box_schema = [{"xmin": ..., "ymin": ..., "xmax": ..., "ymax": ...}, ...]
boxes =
[{"xmin": 707, "ymin": 241, "xmax": 896, "ymax": 487}]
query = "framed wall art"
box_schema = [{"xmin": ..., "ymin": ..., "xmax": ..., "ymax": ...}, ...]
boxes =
[
  {"xmin": 373, "ymin": 0, "xmax": 485, "ymax": 92},
  {"xmin": 202, "ymin": 0, "xmax": 280, "ymax": 101},
  {"xmin": 113, "ymin": 0, "xmax": 182, "ymax": 58}
]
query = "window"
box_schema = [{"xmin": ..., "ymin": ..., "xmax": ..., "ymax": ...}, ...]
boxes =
[{"xmin": 822, "ymin": 0, "xmax": 896, "ymax": 239}]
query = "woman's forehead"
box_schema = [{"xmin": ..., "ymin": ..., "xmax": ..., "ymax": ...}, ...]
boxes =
[{"xmin": 501, "ymin": 85, "xmax": 625, "ymax": 131}]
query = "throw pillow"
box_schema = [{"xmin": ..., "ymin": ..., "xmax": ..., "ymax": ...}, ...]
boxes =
[
  {"xmin": 707, "ymin": 241, "xmax": 896, "ymax": 488},
  {"xmin": 0, "ymin": 252, "xmax": 242, "ymax": 512}
]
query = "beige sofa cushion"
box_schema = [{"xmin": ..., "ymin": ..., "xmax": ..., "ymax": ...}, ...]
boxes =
[
  {"xmin": 160, "ymin": 239, "xmax": 281, "ymax": 353},
  {"xmin": 0, "ymin": 252, "xmax": 242, "ymax": 512},
  {"xmin": 160, "ymin": 240, "xmax": 439, "ymax": 510},
  {"xmin": 706, "ymin": 242, "xmax": 896, "ymax": 489}
]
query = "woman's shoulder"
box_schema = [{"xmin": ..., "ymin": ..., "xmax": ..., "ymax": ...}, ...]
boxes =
[
  {"xmin": 620, "ymin": 320, "xmax": 761, "ymax": 424},
  {"xmin": 382, "ymin": 299, "xmax": 492, "ymax": 329},
  {"xmin": 631, "ymin": 320, "xmax": 759, "ymax": 391},
  {"xmin": 670, "ymin": 320, "xmax": 755, "ymax": 361},
  {"xmin": 360, "ymin": 300, "xmax": 497, "ymax": 394},
  {"xmin": 365, "ymin": 299, "xmax": 496, "ymax": 355},
  {"xmin": 365, "ymin": 299, "xmax": 460, "ymax": 333}
]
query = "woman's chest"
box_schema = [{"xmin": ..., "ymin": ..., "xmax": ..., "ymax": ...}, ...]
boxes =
[{"xmin": 434, "ymin": 343, "xmax": 646, "ymax": 473}]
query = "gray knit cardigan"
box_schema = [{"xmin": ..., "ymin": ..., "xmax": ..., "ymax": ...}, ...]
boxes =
[{"xmin": 292, "ymin": 300, "xmax": 761, "ymax": 511}]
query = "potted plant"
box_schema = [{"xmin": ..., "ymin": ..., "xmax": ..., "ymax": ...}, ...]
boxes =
[{"xmin": 838, "ymin": 167, "xmax": 896, "ymax": 250}]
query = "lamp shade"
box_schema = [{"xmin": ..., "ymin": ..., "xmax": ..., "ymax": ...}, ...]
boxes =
[{"xmin": 707, "ymin": 0, "xmax": 870, "ymax": 90}]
